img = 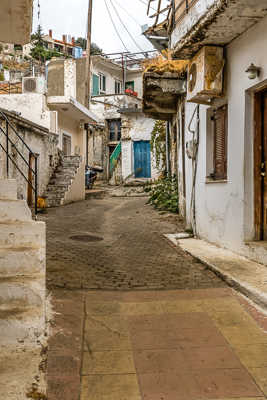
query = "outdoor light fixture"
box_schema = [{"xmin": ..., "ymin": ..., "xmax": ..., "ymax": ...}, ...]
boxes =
[{"xmin": 245, "ymin": 63, "xmax": 261, "ymax": 79}]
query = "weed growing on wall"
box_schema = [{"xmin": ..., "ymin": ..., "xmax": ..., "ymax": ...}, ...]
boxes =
[
  {"xmin": 150, "ymin": 120, "xmax": 166, "ymax": 171},
  {"xmin": 145, "ymin": 175, "xmax": 179, "ymax": 214}
]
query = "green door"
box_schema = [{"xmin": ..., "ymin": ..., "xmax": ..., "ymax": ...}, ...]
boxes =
[{"xmin": 92, "ymin": 74, "xmax": 99, "ymax": 96}]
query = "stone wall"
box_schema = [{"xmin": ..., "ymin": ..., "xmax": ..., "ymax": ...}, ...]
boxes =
[{"xmin": 0, "ymin": 109, "xmax": 59, "ymax": 200}]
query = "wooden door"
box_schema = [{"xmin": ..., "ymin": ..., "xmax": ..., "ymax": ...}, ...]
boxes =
[
  {"xmin": 254, "ymin": 91, "xmax": 267, "ymax": 240},
  {"xmin": 134, "ymin": 141, "xmax": 151, "ymax": 178}
]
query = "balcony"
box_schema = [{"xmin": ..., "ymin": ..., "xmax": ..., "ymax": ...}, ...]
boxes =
[
  {"xmin": 171, "ymin": 0, "xmax": 267, "ymax": 59},
  {"xmin": 1, "ymin": 0, "xmax": 33, "ymax": 44}
]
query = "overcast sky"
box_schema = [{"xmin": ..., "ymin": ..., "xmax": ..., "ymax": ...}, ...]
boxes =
[{"xmin": 32, "ymin": 0, "xmax": 169, "ymax": 54}]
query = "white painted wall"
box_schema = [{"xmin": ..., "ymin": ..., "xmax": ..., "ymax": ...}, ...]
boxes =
[
  {"xmin": 0, "ymin": 94, "xmax": 54, "ymax": 131},
  {"xmin": 121, "ymin": 114, "xmax": 160, "ymax": 181},
  {"xmin": 181, "ymin": 15, "xmax": 267, "ymax": 263}
]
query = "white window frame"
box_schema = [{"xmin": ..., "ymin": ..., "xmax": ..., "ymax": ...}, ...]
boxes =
[
  {"xmin": 99, "ymin": 73, "xmax": 106, "ymax": 94},
  {"xmin": 115, "ymin": 80, "xmax": 122, "ymax": 94}
]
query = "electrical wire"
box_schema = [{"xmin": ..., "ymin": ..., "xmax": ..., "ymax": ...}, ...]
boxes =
[
  {"xmin": 137, "ymin": 0, "xmax": 168, "ymax": 15},
  {"xmin": 104, "ymin": 0, "xmax": 129, "ymax": 52},
  {"xmin": 112, "ymin": 0, "xmax": 141, "ymax": 26},
  {"xmin": 109, "ymin": 0, "xmax": 145, "ymax": 52}
]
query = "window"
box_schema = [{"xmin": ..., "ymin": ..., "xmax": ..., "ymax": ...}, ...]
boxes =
[
  {"xmin": 207, "ymin": 105, "xmax": 228, "ymax": 181},
  {"xmin": 125, "ymin": 81, "xmax": 134, "ymax": 91},
  {"xmin": 108, "ymin": 119, "xmax": 121, "ymax": 142},
  {"xmin": 92, "ymin": 74, "xmax": 99, "ymax": 96},
  {"xmin": 115, "ymin": 80, "xmax": 122, "ymax": 94},
  {"xmin": 99, "ymin": 73, "xmax": 106, "ymax": 93}
]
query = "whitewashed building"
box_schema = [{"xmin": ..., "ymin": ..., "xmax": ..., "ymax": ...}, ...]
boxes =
[
  {"xmin": 90, "ymin": 55, "xmax": 160, "ymax": 184},
  {"xmin": 144, "ymin": 0, "xmax": 267, "ymax": 265}
]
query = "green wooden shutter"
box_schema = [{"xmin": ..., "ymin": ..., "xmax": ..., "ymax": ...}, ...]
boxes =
[{"xmin": 92, "ymin": 74, "xmax": 99, "ymax": 96}]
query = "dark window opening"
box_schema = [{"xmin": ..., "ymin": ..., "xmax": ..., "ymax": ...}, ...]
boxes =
[{"xmin": 108, "ymin": 119, "xmax": 121, "ymax": 142}]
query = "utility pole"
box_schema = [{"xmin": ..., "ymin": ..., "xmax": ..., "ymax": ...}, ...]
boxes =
[{"xmin": 85, "ymin": 0, "xmax": 93, "ymax": 109}]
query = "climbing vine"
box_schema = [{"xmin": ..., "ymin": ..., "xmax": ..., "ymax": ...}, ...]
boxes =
[
  {"xmin": 145, "ymin": 175, "xmax": 179, "ymax": 214},
  {"xmin": 150, "ymin": 120, "xmax": 166, "ymax": 171}
]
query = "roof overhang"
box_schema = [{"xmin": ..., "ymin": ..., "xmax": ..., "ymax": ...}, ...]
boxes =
[
  {"xmin": 47, "ymin": 96, "xmax": 99, "ymax": 123},
  {"xmin": 1, "ymin": 0, "xmax": 33, "ymax": 44}
]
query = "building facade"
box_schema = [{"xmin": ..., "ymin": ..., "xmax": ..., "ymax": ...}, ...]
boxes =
[
  {"xmin": 90, "ymin": 55, "xmax": 160, "ymax": 184},
  {"xmin": 144, "ymin": 0, "xmax": 267, "ymax": 265}
]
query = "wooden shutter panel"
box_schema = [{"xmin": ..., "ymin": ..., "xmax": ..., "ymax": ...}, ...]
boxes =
[{"xmin": 213, "ymin": 105, "xmax": 227, "ymax": 180}]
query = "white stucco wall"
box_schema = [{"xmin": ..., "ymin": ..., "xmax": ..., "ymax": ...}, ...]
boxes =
[
  {"xmin": 0, "ymin": 94, "xmax": 53, "ymax": 131},
  {"xmin": 182, "ymin": 15, "xmax": 267, "ymax": 260},
  {"xmin": 121, "ymin": 114, "xmax": 160, "ymax": 181}
]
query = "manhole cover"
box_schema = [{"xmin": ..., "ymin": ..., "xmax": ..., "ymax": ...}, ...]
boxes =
[{"xmin": 70, "ymin": 235, "xmax": 103, "ymax": 242}]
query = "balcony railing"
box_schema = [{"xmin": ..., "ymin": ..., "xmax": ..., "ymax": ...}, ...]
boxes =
[{"xmin": 174, "ymin": 0, "xmax": 200, "ymax": 23}]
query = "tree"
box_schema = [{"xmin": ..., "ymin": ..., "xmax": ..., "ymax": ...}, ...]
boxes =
[
  {"xmin": 75, "ymin": 38, "xmax": 103, "ymax": 55},
  {"xmin": 30, "ymin": 25, "xmax": 61, "ymax": 62}
]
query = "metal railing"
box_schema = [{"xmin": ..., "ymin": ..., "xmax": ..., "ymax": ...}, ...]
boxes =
[
  {"xmin": 175, "ymin": 0, "xmax": 200, "ymax": 24},
  {"xmin": 0, "ymin": 111, "xmax": 38, "ymax": 215}
]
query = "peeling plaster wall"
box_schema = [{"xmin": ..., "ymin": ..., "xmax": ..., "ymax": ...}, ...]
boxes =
[
  {"xmin": 58, "ymin": 112, "xmax": 85, "ymax": 159},
  {"xmin": 1, "ymin": 0, "xmax": 33, "ymax": 45},
  {"xmin": 0, "ymin": 94, "xmax": 54, "ymax": 131},
  {"xmin": 180, "ymin": 15, "xmax": 267, "ymax": 263},
  {"xmin": 121, "ymin": 114, "xmax": 160, "ymax": 181},
  {"xmin": 0, "ymin": 114, "xmax": 58, "ymax": 199}
]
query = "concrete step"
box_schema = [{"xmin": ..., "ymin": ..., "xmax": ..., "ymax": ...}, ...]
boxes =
[
  {"xmin": 0, "ymin": 280, "xmax": 45, "ymax": 311},
  {"xmin": 0, "ymin": 221, "xmax": 45, "ymax": 248},
  {"xmin": 53, "ymin": 172, "xmax": 76, "ymax": 179},
  {"xmin": 0, "ymin": 179, "xmax": 17, "ymax": 200},
  {"xmin": 0, "ymin": 246, "xmax": 45, "ymax": 278},
  {"xmin": 0, "ymin": 199, "xmax": 32, "ymax": 222},
  {"xmin": 55, "ymin": 166, "xmax": 77, "ymax": 173},
  {"xmin": 61, "ymin": 162, "xmax": 80, "ymax": 168},
  {"xmin": 49, "ymin": 178, "xmax": 72, "ymax": 186},
  {"xmin": 0, "ymin": 307, "xmax": 44, "ymax": 346},
  {"xmin": 63, "ymin": 155, "xmax": 81, "ymax": 162},
  {"xmin": 85, "ymin": 189, "xmax": 106, "ymax": 200}
]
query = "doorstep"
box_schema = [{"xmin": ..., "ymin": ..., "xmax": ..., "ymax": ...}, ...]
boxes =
[{"xmin": 167, "ymin": 237, "xmax": 267, "ymax": 311}]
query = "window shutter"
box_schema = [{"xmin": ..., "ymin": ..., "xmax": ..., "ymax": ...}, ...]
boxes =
[
  {"xmin": 213, "ymin": 105, "xmax": 227, "ymax": 180},
  {"xmin": 92, "ymin": 74, "xmax": 99, "ymax": 96}
]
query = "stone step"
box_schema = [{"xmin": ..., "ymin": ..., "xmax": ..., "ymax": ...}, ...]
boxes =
[
  {"xmin": 0, "ymin": 307, "xmax": 45, "ymax": 346},
  {"xmin": 0, "ymin": 221, "xmax": 45, "ymax": 248},
  {"xmin": 63, "ymin": 155, "xmax": 81, "ymax": 162},
  {"xmin": 49, "ymin": 178, "xmax": 72, "ymax": 185},
  {"xmin": 0, "ymin": 280, "xmax": 45, "ymax": 311},
  {"xmin": 0, "ymin": 199, "xmax": 32, "ymax": 222},
  {"xmin": 55, "ymin": 166, "xmax": 77, "ymax": 173},
  {"xmin": 0, "ymin": 179, "xmax": 17, "ymax": 200},
  {"xmin": 85, "ymin": 189, "xmax": 106, "ymax": 200},
  {"xmin": 0, "ymin": 246, "xmax": 45, "ymax": 278},
  {"xmin": 61, "ymin": 162, "xmax": 80, "ymax": 168},
  {"xmin": 46, "ymin": 198, "xmax": 63, "ymax": 208},
  {"xmin": 46, "ymin": 192, "xmax": 65, "ymax": 200},
  {"xmin": 47, "ymin": 184, "xmax": 69, "ymax": 191},
  {"xmin": 52, "ymin": 172, "xmax": 76, "ymax": 179}
]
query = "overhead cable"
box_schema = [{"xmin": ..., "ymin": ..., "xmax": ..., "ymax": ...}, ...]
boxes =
[
  {"xmin": 104, "ymin": 0, "xmax": 129, "ymax": 52},
  {"xmin": 109, "ymin": 0, "xmax": 145, "ymax": 52},
  {"xmin": 112, "ymin": 0, "xmax": 141, "ymax": 26}
]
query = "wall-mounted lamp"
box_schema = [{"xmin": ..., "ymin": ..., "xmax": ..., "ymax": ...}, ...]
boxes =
[{"xmin": 245, "ymin": 63, "xmax": 261, "ymax": 80}]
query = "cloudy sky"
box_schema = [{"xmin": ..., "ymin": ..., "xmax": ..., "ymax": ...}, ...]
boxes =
[{"xmin": 32, "ymin": 0, "xmax": 169, "ymax": 54}]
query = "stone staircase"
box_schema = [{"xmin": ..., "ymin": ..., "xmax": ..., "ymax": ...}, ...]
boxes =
[
  {"xmin": 0, "ymin": 179, "xmax": 47, "ymax": 399},
  {"xmin": 46, "ymin": 155, "xmax": 82, "ymax": 207}
]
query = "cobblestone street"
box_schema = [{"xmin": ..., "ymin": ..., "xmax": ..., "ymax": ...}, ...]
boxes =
[
  {"xmin": 43, "ymin": 196, "xmax": 226, "ymax": 291},
  {"xmin": 44, "ymin": 195, "xmax": 267, "ymax": 400}
]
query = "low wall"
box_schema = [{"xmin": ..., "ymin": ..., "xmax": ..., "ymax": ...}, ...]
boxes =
[{"xmin": 64, "ymin": 160, "xmax": 85, "ymax": 204}]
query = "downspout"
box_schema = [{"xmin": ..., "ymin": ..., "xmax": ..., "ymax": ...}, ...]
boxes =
[
  {"xmin": 188, "ymin": 105, "xmax": 200, "ymax": 237},
  {"xmin": 166, "ymin": 120, "xmax": 170, "ymax": 176}
]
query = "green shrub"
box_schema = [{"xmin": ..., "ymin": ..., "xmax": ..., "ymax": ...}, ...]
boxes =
[{"xmin": 146, "ymin": 175, "xmax": 178, "ymax": 214}]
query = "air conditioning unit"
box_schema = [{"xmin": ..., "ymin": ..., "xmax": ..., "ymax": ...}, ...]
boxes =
[
  {"xmin": 22, "ymin": 77, "xmax": 46, "ymax": 94},
  {"xmin": 187, "ymin": 46, "xmax": 224, "ymax": 104}
]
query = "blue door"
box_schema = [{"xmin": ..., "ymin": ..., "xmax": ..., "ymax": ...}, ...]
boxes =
[{"xmin": 134, "ymin": 141, "xmax": 151, "ymax": 178}]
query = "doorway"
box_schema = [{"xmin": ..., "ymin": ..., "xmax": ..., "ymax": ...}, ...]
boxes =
[
  {"xmin": 134, "ymin": 141, "xmax": 151, "ymax": 178},
  {"xmin": 62, "ymin": 134, "xmax": 71, "ymax": 156},
  {"xmin": 254, "ymin": 90, "xmax": 267, "ymax": 240}
]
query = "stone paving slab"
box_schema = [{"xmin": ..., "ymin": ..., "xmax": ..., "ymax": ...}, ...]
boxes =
[
  {"xmin": 81, "ymin": 288, "xmax": 267, "ymax": 400},
  {"xmin": 177, "ymin": 238, "xmax": 267, "ymax": 310}
]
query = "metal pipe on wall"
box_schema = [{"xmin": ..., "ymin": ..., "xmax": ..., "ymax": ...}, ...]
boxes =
[{"xmin": 166, "ymin": 121, "xmax": 170, "ymax": 176}]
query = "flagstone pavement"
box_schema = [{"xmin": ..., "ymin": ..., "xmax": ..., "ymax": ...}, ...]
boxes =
[{"xmin": 47, "ymin": 288, "xmax": 267, "ymax": 400}]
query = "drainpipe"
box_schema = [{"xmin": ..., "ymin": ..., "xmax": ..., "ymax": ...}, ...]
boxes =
[
  {"xmin": 85, "ymin": 123, "xmax": 89, "ymax": 166},
  {"xmin": 166, "ymin": 121, "xmax": 170, "ymax": 176}
]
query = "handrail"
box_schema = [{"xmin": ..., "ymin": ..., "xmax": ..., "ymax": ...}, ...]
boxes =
[
  {"xmin": 0, "ymin": 110, "xmax": 38, "ymax": 215},
  {"xmin": 110, "ymin": 142, "xmax": 121, "ymax": 175}
]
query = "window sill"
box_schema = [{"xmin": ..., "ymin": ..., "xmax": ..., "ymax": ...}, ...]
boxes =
[{"xmin": 205, "ymin": 178, "xmax": 228, "ymax": 184}]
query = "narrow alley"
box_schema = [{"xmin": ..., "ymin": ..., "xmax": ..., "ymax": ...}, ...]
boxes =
[{"xmin": 43, "ymin": 194, "xmax": 267, "ymax": 400}]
